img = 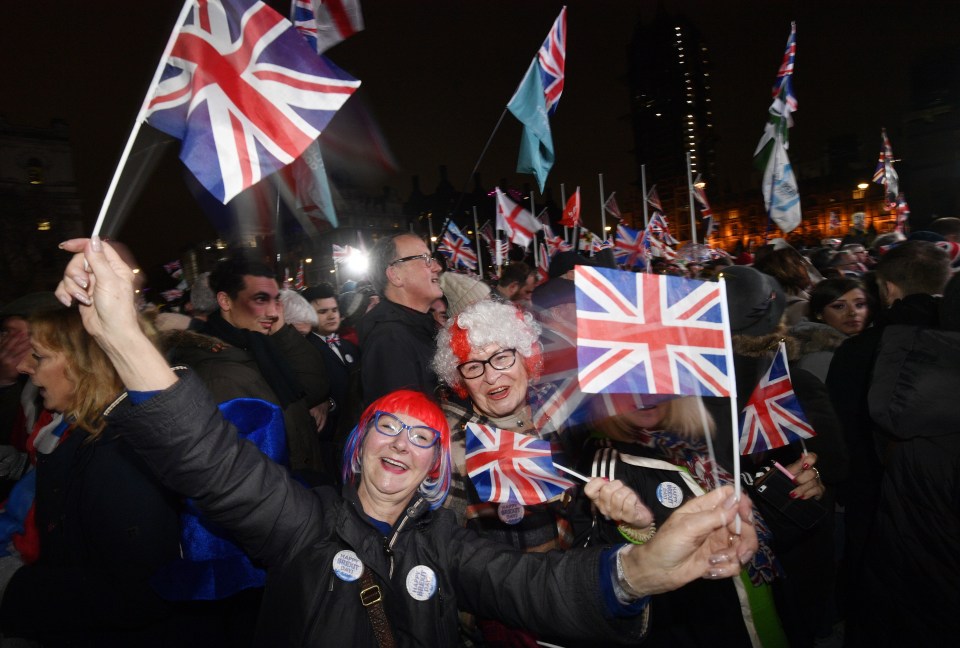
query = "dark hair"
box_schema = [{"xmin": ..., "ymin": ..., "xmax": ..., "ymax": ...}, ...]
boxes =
[
  {"xmin": 929, "ymin": 217, "xmax": 960, "ymax": 239},
  {"xmin": 209, "ymin": 256, "xmax": 277, "ymax": 300},
  {"xmin": 875, "ymin": 241, "xmax": 950, "ymax": 297},
  {"xmin": 753, "ymin": 248, "xmax": 811, "ymax": 294},
  {"xmin": 301, "ymin": 283, "xmax": 337, "ymax": 303},
  {"xmin": 809, "ymin": 278, "xmax": 871, "ymax": 320},
  {"xmin": 497, "ymin": 262, "xmax": 534, "ymax": 288}
]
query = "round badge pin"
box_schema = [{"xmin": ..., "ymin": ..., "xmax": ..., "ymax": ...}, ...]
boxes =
[
  {"xmin": 497, "ymin": 501, "xmax": 525, "ymax": 525},
  {"xmin": 344, "ymin": 353, "xmax": 354, "ymax": 363},
  {"xmin": 656, "ymin": 481, "xmax": 684, "ymax": 509},
  {"xmin": 406, "ymin": 565, "xmax": 437, "ymax": 601},
  {"xmin": 332, "ymin": 549, "xmax": 364, "ymax": 582}
]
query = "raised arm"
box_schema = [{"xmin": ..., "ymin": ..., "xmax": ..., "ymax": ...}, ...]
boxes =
[{"xmin": 56, "ymin": 236, "xmax": 176, "ymax": 392}]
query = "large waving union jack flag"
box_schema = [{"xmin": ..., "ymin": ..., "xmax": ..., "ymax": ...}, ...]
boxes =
[
  {"xmin": 465, "ymin": 423, "xmax": 574, "ymax": 505},
  {"xmin": 575, "ymin": 267, "xmax": 733, "ymax": 397},
  {"xmin": 147, "ymin": 0, "xmax": 361, "ymax": 203},
  {"xmin": 739, "ymin": 342, "xmax": 816, "ymax": 454},
  {"xmin": 537, "ymin": 6, "xmax": 566, "ymax": 115}
]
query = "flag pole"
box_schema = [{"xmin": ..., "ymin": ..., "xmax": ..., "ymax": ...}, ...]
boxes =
[
  {"xmin": 718, "ymin": 275, "xmax": 741, "ymax": 528},
  {"xmin": 686, "ymin": 152, "xmax": 698, "ymax": 247},
  {"xmin": 561, "ymin": 183, "xmax": 569, "ymax": 245},
  {"xmin": 428, "ymin": 214, "xmax": 435, "ymax": 252},
  {"xmin": 473, "ymin": 207, "xmax": 484, "ymax": 280},
  {"xmin": 641, "ymin": 164, "xmax": 649, "ymax": 228},
  {"xmin": 92, "ymin": 0, "xmax": 194, "ymax": 237},
  {"xmin": 598, "ymin": 173, "xmax": 607, "ymax": 241},
  {"xmin": 530, "ymin": 190, "xmax": 538, "ymax": 268}
]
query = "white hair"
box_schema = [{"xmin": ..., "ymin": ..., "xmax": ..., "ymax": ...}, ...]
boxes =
[
  {"xmin": 280, "ymin": 289, "xmax": 318, "ymax": 328},
  {"xmin": 432, "ymin": 299, "xmax": 541, "ymax": 390}
]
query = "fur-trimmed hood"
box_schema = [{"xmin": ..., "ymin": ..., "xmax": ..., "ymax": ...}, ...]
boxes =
[
  {"xmin": 788, "ymin": 320, "xmax": 849, "ymax": 356},
  {"xmin": 731, "ymin": 325, "xmax": 802, "ymax": 360}
]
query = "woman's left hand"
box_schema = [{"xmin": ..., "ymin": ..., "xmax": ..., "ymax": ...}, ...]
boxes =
[
  {"xmin": 784, "ymin": 452, "xmax": 825, "ymax": 501},
  {"xmin": 584, "ymin": 477, "xmax": 654, "ymax": 529}
]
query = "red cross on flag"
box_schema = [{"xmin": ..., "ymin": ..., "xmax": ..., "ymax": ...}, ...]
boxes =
[{"xmin": 495, "ymin": 188, "xmax": 539, "ymax": 249}]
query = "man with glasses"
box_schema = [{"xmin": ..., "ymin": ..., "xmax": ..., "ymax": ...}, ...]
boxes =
[{"xmin": 359, "ymin": 233, "xmax": 444, "ymax": 405}]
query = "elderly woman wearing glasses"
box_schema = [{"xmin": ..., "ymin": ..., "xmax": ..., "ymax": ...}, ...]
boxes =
[{"xmin": 53, "ymin": 237, "xmax": 757, "ymax": 647}]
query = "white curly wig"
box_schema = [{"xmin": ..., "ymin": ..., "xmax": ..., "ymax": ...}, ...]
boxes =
[{"xmin": 432, "ymin": 299, "xmax": 542, "ymax": 396}]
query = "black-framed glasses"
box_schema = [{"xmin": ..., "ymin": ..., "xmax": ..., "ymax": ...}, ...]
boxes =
[
  {"xmin": 389, "ymin": 253, "xmax": 438, "ymax": 268},
  {"xmin": 372, "ymin": 411, "xmax": 441, "ymax": 448},
  {"xmin": 456, "ymin": 348, "xmax": 518, "ymax": 380}
]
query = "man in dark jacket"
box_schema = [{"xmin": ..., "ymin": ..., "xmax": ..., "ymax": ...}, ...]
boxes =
[
  {"xmin": 359, "ymin": 233, "xmax": 442, "ymax": 405},
  {"xmin": 195, "ymin": 256, "xmax": 332, "ymax": 485},
  {"xmin": 825, "ymin": 241, "xmax": 950, "ymax": 643}
]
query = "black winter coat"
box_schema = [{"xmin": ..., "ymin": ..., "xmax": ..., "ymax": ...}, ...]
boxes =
[
  {"xmin": 106, "ymin": 372, "xmax": 649, "ymax": 647},
  {"xmin": 0, "ymin": 426, "xmax": 181, "ymax": 645}
]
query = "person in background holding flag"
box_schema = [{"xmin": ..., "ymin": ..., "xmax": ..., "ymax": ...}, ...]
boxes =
[
  {"xmin": 584, "ymin": 395, "xmax": 779, "ymax": 647},
  {"xmin": 50, "ymin": 237, "xmax": 758, "ymax": 647},
  {"xmin": 718, "ymin": 266, "xmax": 847, "ymax": 648}
]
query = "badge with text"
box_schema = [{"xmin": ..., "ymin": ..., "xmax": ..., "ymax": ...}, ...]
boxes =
[
  {"xmin": 656, "ymin": 481, "xmax": 684, "ymax": 509},
  {"xmin": 406, "ymin": 565, "xmax": 438, "ymax": 601},
  {"xmin": 497, "ymin": 501, "xmax": 525, "ymax": 525},
  {"xmin": 332, "ymin": 550, "xmax": 364, "ymax": 582}
]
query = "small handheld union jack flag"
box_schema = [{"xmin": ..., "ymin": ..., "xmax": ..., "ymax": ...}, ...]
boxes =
[
  {"xmin": 739, "ymin": 342, "xmax": 816, "ymax": 454},
  {"xmin": 575, "ymin": 266, "xmax": 734, "ymax": 397},
  {"xmin": 437, "ymin": 221, "xmax": 478, "ymax": 271},
  {"xmin": 465, "ymin": 422, "xmax": 574, "ymax": 505}
]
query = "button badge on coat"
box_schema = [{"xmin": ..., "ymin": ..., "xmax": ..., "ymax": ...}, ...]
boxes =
[
  {"xmin": 406, "ymin": 565, "xmax": 437, "ymax": 601},
  {"xmin": 332, "ymin": 550, "xmax": 364, "ymax": 582},
  {"xmin": 656, "ymin": 481, "xmax": 684, "ymax": 508}
]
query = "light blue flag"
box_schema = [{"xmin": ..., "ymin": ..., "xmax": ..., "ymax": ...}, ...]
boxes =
[{"xmin": 507, "ymin": 60, "xmax": 555, "ymax": 193}]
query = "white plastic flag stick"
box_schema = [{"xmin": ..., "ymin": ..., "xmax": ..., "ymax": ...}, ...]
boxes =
[{"xmin": 554, "ymin": 463, "xmax": 590, "ymax": 483}]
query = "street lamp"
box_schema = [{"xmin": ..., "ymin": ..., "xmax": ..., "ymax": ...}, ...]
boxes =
[{"xmin": 857, "ymin": 182, "xmax": 869, "ymax": 190}]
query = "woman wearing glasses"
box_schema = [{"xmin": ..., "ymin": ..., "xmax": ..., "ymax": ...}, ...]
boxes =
[
  {"xmin": 52, "ymin": 237, "xmax": 758, "ymax": 647},
  {"xmin": 433, "ymin": 299, "xmax": 596, "ymax": 645}
]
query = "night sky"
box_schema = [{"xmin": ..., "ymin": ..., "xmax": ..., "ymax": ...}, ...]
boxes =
[{"xmin": 4, "ymin": 0, "xmax": 958, "ymax": 273}]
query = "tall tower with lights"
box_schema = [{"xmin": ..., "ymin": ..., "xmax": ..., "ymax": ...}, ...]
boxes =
[{"xmin": 627, "ymin": 7, "xmax": 716, "ymax": 230}]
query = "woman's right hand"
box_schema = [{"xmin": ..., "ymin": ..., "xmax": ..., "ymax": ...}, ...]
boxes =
[{"xmin": 584, "ymin": 477, "xmax": 655, "ymax": 529}]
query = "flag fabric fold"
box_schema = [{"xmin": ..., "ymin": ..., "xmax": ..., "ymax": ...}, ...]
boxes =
[
  {"xmin": 291, "ymin": 0, "xmax": 364, "ymax": 55},
  {"xmin": 507, "ymin": 8, "xmax": 566, "ymax": 193},
  {"xmin": 465, "ymin": 422, "xmax": 574, "ymax": 505},
  {"xmin": 146, "ymin": 0, "xmax": 361, "ymax": 204},
  {"xmin": 739, "ymin": 341, "xmax": 816, "ymax": 454},
  {"xmin": 604, "ymin": 192, "xmax": 622, "ymax": 220},
  {"xmin": 754, "ymin": 22, "xmax": 801, "ymax": 234},
  {"xmin": 495, "ymin": 189, "xmax": 540, "ymax": 249},
  {"xmin": 560, "ymin": 187, "xmax": 581, "ymax": 227}
]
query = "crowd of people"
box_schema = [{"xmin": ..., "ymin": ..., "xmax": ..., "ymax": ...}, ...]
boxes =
[{"xmin": 0, "ymin": 217, "xmax": 956, "ymax": 647}]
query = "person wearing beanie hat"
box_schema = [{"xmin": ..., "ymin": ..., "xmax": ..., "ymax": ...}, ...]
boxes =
[
  {"xmin": 718, "ymin": 266, "xmax": 844, "ymax": 648},
  {"xmin": 438, "ymin": 272, "xmax": 491, "ymax": 320}
]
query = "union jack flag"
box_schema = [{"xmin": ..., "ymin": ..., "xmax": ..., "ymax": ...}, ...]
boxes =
[
  {"xmin": 332, "ymin": 243, "xmax": 358, "ymax": 263},
  {"xmin": 771, "ymin": 21, "xmax": 798, "ymax": 120},
  {"xmin": 437, "ymin": 221, "xmax": 478, "ymax": 271},
  {"xmin": 614, "ymin": 223, "xmax": 646, "ymax": 267},
  {"xmin": 692, "ymin": 179, "xmax": 712, "ymax": 220},
  {"xmin": 604, "ymin": 192, "xmax": 622, "ymax": 220},
  {"xmin": 646, "ymin": 185, "xmax": 663, "ymax": 213},
  {"xmin": 739, "ymin": 342, "xmax": 815, "ymax": 454},
  {"xmin": 295, "ymin": 261, "xmax": 306, "ymax": 290},
  {"xmin": 496, "ymin": 189, "xmax": 539, "ymax": 249},
  {"xmin": 163, "ymin": 259, "xmax": 183, "ymax": 279},
  {"xmin": 532, "ymin": 318, "xmax": 592, "ymax": 435},
  {"xmin": 575, "ymin": 266, "xmax": 733, "ymax": 397},
  {"xmin": 540, "ymin": 216, "xmax": 572, "ymax": 257},
  {"xmin": 147, "ymin": 0, "xmax": 361, "ymax": 203},
  {"xmin": 648, "ymin": 212, "xmax": 679, "ymax": 246},
  {"xmin": 465, "ymin": 422, "xmax": 574, "ymax": 505},
  {"xmin": 291, "ymin": 0, "xmax": 364, "ymax": 55},
  {"xmin": 536, "ymin": 242, "xmax": 550, "ymax": 286},
  {"xmin": 536, "ymin": 7, "xmax": 566, "ymax": 116},
  {"xmin": 873, "ymin": 128, "xmax": 900, "ymax": 210},
  {"xmin": 829, "ymin": 210, "xmax": 840, "ymax": 230},
  {"xmin": 895, "ymin": 193, "xmax": 911, "ymax": 233},
  {"xmin": 596, "ymin": 239, "xmax": 614, "ymax": 252}
]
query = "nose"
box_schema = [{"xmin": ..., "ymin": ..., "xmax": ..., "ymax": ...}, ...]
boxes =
[
  {"xmin": 481, "ymin": 362, "xmax": 501, "ymax": 384},
  {"xmin": 16, "ymin": 355, "xmax": 34, "ymax": 376}
]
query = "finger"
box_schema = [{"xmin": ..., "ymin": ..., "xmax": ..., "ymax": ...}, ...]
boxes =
[{"xmin": 58, "ymin": 238, "xmax": 90, "ymax": 253}]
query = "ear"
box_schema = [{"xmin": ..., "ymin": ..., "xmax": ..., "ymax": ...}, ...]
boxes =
[
  {"xmin": 216, "ymin": 291, "xmax": 232, "ymax": 312},
  {"xmin": 386, "ymin": 264, "xmax": 404, "ymax": 288}
]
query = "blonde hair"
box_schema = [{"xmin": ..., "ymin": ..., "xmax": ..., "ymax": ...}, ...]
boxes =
[
  {"xmin": 29, "ymin": 309, "xmax": 127, "ymax": 437},
  {"xmin": 594, "ymin": 396, "xmax": 716, "ymax": 440}
]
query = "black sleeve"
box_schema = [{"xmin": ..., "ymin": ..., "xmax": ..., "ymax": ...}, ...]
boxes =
[
  {"xmin": 272, "ymin": 324, "xmax": 330, "ymax": 407},
  {"xmin": 360, "ymin": 322, "xmax": 431, "ymax": 405}
]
